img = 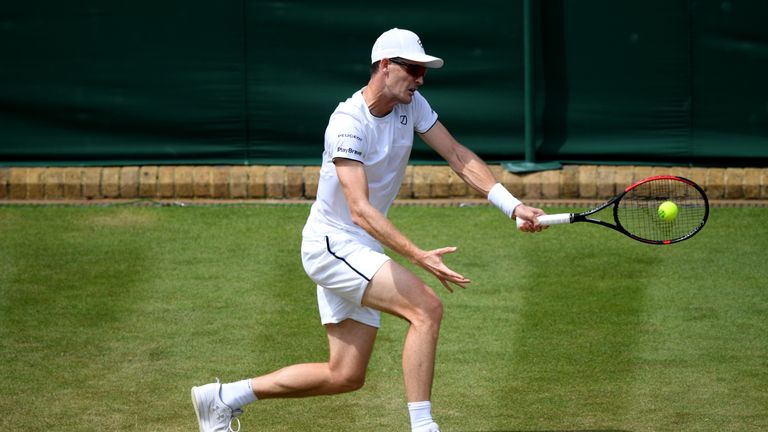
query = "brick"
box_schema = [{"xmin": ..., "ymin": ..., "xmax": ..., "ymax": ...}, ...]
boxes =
[
  {"xmin": 82, "ymin": 168, "xmax": 102, "ymax": 199},
  {"xmin": 397, "ymin": 165, "xmax": 414, "ymax": 199},
  {"xmin": 632, "ymin": 166, "xmax": 653, "ymax": 183},
  {"xmin": 488, "ymin": 165, "xmax": 505, "ymax": 182},
  {"xmin": 596, "ymin": 166, "xmax": 616, "ymax": 198},
  {"xmin": 212, "ymin": 167, "xmax": 230, "ymax": 198},
  {"xmin": 27, "ymin": 168, "xmax": 46, "ymax": 199},
  {"xmin": 667, "ymin": 166, "xmax": 691, "ymax": 179},
  {"xmin": 650, "ymin": 165, "xmax": 668, "ymax": 177},
  {"xmin": 9, "ymin": 168, "xmax": 28, "ymax": 199},
  {"xmin": 686, "ymin": 168, "xmax": 707, "ymax": 192},
  {"xmin": 447, "ymin": 169, "xmax": 467, "ymax": 197},
  {"xmin": 302, "ymin": 166, "xmax": 320, "ymax": 199},
  {"xmin": 101, "ymin": 167, "xmax": 120, "ymax": 198},
  {"xmin": 174, "ymin": 167, "xmax": 194, "ymax": 198},
  {"xmin": 705, "ymin": 168, "xmax": 726, "ymax": 199},
  {"xmin": 614, "ymin": 166, "xmax": 634, "ymax": 192},
  {"xmin": 266, "ymin": 166, "xmax": 285, "ymax": 198},
  {"xmin": 44, "ymin": 168, "xmax": 65, "ymax": 199},
  {"xmin": 560, "ymin": 165, "xmax": 579, "ymax": 198},
  {"xmin": 0, "ymin": 168, "xmax": 8, "ymax": 199},
  {"xmin": 62, "ymin": 168, "xmax": 82, "ymax": 199},
  {"xmin": 156, "ymin": 167, "xmax": 174, "ymax": 198},
  {"xmin": 20, "ymin": 169, "xmax": 34, "ymax": 199},
  {"xmin": 743, "ymin": 168, "xmax": 761, "ymax": 199},
  {"xmin": 430, "ymin": 166, "xmax": 451, "ymax": 198},
  {"xmin": 724, "ymin": 168, "xmax": 745, "ymax": 199},
  {"xmin": 412, "ymin": 166, "xmax": 431, "ymax": 199},
  {"xmin": 500, "ymin": 170, "xmax": 524, "ymax": 198},
  {"xmin": 578, "ymin": 165, "xmax": 598, "ymax": 198},
  {"xmin": 541, "ymin": 169, "xmax": 560, "ymax": 198},
  {"xmin": 139, "ymin": 166, "xmax": 159, "ymax": 198},
  {"xmin": 523, "ymin": 172, "xmax": 543, "ymax": 199},
  {"xmin": 193, "ymin": 166, "xmax": 211, "ymax": 198},
  {"xmin": 119, "ymin": 167, "xmax": 139, "ymax": 198},
  {"xmin": 247, "ymin": 166, "xmax": 267, "ymax": 198},
  {"xmin": 285, "ymin": 166, "xmax": 304, "ymax": 198},
  {"xmin": 230, "ymin": 166, "xmax": 249, "ymax": 199}
]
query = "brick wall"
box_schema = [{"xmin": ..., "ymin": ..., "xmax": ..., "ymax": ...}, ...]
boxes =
[{"xmin": 1, "ymin": 165, "xmax": 766, "ymax": 201}]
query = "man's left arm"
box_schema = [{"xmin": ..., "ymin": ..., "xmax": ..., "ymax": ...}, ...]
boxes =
[{"xmin": 419, "ymin": 120, "xmax": 545, "ymax": 231}]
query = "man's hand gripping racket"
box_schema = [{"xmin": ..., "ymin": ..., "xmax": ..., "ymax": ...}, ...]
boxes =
[
  {"xmin": 516, "ymin": 175, "xmax": 709, "ymax": 245},
  {"xmin": 515, "ymin": 204, "xmax": 548, "ymax": 233}
]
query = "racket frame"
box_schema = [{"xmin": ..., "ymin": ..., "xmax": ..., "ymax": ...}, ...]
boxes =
[{"xmin": 519, "ymin": 175, "xmax": 709, "ymax": 245}]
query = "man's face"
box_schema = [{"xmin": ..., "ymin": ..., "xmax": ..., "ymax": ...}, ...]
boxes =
[{"xmin": 385, "ymin": 58, "xmax": 427, "ymax": 104}]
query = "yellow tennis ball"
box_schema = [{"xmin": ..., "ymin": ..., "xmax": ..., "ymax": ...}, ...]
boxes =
[{"xmin": 658, "ymin": 201, "xmax": 678, "ymax": 222}]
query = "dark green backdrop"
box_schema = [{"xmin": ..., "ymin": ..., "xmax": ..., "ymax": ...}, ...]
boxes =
[{"xmin": 1, "ymin": 1, "xmax": 766, "ymax": 167}]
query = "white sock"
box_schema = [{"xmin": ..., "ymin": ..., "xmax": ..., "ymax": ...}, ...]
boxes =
[
  {"xmin": 407, "ymin": 401, "xmax": 433, "ymax": 430},
  {"xmin": 220, "ymin": 379, "xmax": 258, "ymax": 409}
]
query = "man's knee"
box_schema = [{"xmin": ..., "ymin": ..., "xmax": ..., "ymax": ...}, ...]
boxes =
[
  {"xmin": 330, "ymin": 369, "xmax": 366, "ymax": 393},
  {"xmin": 426, "ymin": 294, "xmax": 444, "ymax": 323},
  {"xmin": 413, "ymin": 288, "xmax": 443, "ymax": 329}
]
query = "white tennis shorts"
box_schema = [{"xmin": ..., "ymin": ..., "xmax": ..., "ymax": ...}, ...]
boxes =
[{"xmin": 301, "ymin": 232, "xmax": 390, "ymax": 328}]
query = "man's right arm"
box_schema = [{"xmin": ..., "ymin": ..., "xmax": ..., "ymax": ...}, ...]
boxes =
[{"xmin": 334, "ymin": 157, "xmax": 470, "ymax": 292}]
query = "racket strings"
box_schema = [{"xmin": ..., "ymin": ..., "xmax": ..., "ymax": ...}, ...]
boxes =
[{"xmin": 617, "ymin": 178, "xmax": 707, "ymax": 242}]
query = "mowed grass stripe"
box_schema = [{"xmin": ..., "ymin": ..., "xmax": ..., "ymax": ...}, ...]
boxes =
[{"xmin": 0, "ymin": 205, "xmax": 766, "ymax": 431}]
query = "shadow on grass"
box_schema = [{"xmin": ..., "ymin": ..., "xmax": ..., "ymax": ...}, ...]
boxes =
[{"xmin": 470, "ymin": 430, "xmax": 631, "ymax": 432}]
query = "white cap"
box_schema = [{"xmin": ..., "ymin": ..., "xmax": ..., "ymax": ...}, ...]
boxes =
[{"xmin": 370, "ymin": 28, "xmax": 444, "ymax": 68}]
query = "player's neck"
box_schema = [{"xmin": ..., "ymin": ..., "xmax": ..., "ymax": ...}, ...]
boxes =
[{"xmin": 362, "ymin": 81, "xmax": 396, "ymax": 118}]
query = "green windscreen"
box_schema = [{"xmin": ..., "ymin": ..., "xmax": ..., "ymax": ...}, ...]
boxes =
[{"xmin": 1, "ymin": 0, "xmax": 766, "ymax": 167}]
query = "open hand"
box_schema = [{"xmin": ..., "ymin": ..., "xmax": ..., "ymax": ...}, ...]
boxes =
[{"xmin": 415, "ymin": 246, "xmax": 470, "ymax": 293}]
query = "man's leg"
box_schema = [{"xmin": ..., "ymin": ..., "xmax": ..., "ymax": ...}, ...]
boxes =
[
  {"xmin": 250, "ymin": 318, "xmax": 377, "ymax": 398},
  {"xmin": 361, "ymin": 260, "xmax": 443, "ymax": 403},
  {"xmin": 193, "ymin": 320, "xmax": 377, "ymax": 432}
]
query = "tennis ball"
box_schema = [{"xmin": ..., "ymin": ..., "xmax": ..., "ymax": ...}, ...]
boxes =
[{"xmin": 658, "ymin": 201, "xmax": 678, "ymax": 222}]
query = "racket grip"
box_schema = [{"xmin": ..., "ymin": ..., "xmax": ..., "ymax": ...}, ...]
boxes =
[{"xmin": 516, "ymin": 213, "xmax": 573, "ymax": 229}]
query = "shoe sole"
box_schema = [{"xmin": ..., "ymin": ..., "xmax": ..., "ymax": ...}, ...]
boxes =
[{"xmin": 191, "ymin": 386, "xmax": 206, "ymax": 432}]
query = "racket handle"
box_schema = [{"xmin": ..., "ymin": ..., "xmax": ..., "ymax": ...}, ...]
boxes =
[{"xmin": 516, "ymin": 213, "xmax": 573, "ymax": 229}]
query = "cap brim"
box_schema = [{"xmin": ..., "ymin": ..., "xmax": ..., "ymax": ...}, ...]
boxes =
[{"xmin": 398, "ymin": 53, "xmax": 444, "ymax": 69}]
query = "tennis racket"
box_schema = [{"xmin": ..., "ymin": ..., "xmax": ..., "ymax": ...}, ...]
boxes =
[{"xmin": 517, "ymin": 175, "xmax": 709, "ymax": 245}]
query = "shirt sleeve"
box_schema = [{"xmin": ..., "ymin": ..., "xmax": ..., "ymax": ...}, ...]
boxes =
[
  {"xmin": 325, "ymin": 112, "xmax": 367, "ymax": 164},
  {"xmin": 412, "ymin": 91, "xmax": 439, "ymax": 134}
]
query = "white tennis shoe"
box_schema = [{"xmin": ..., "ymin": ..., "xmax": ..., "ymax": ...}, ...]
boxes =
[
  {"xmin": 413, "ymin": 422, "xmax": 441, "ymax": 432},
  {"xmin": 191, "ymin": 378, "xmax": 243, "ymax": 432}
]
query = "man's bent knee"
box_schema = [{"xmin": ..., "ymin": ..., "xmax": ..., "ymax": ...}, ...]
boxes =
[
  {"xmin": 411, "ymin": 289, "xmax": 443, "ymax": 329},
  {"xmin": 330, "ymin": 370, "xmax": 366, "ymax": 393},
  {"xmin": 425, "ymin": 294, "xmax": 444, "ymax": 323}
]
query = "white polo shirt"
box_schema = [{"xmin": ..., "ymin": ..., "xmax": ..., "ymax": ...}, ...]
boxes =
[{"xmin": 302, "ymin": 88, "xmax": 438, "ymax": 243}]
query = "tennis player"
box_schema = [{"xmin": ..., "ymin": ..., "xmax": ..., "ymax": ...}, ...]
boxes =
[{"xmin": 192, "ymin": 28, "xmax": 545, "ymax": 432}]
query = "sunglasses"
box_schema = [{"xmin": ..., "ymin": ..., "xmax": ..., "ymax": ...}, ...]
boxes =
[{"xmin": 388, "ymin": 58, "xmax": 427, "ymax": 78}]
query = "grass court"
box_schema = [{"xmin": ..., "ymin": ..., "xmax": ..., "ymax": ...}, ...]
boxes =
[{"xmin": 1, "ymin": 203, "xmax": 766, "ymax": 431}]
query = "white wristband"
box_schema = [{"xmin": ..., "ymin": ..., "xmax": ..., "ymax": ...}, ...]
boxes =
[{"xmin": 487, "ymin": 183, "xmax": 522, "ymax": 219}]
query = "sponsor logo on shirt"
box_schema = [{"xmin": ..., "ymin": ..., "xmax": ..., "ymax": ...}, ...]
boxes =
[
  {"xmin": 400, "ymin": 115, "xmax": 408, "ymax": 125},
  {"xmin": 337, "ymin": 146, "xmax": 362, "ymax": 156},
  {"xmin": 338, "ymin": 133, "xmax": 362, "ymax": 141}
]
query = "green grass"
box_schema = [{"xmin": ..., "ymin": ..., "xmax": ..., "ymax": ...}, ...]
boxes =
[{"xmin": 1, "ymin": 204, "xmax": 766, "ymax": 431}]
